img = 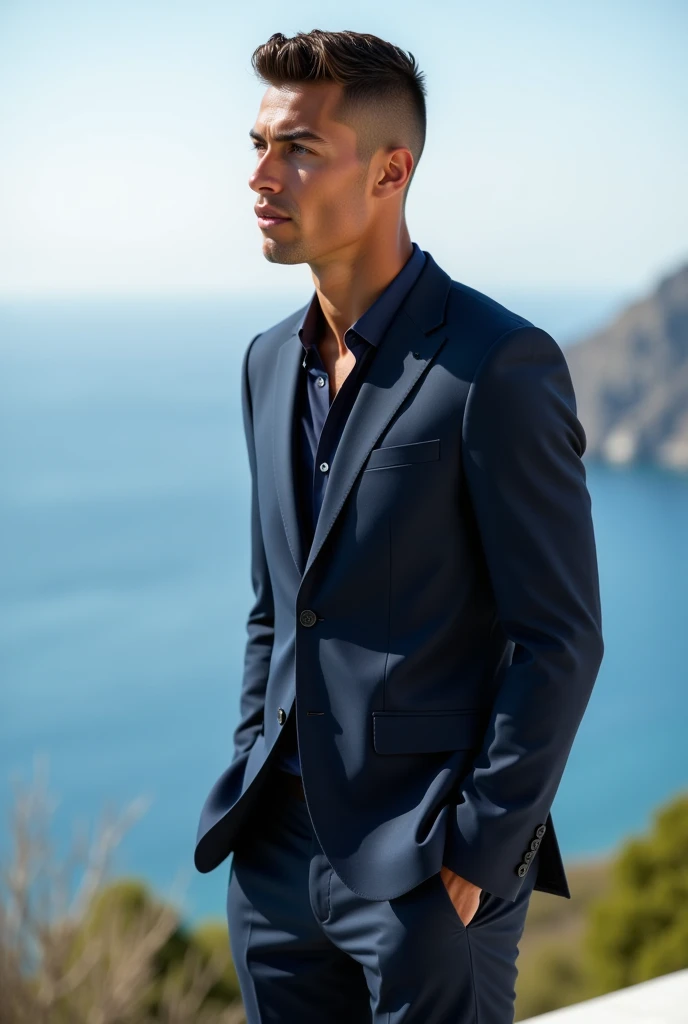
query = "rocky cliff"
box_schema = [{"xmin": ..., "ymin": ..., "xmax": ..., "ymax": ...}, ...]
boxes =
[{"xmin": 563, "ymin": 261, "xmax": 688, "ymax": 469}]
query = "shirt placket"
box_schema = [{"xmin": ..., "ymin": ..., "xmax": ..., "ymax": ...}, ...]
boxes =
[{"xmin": 309, "ymin": 332, "xmax": 368, "ymax": 533}]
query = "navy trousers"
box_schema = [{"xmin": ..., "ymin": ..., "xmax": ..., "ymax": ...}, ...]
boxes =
[{"xmin": 226, "ymin": 769, "xmax": 538, "ymax": 1023}]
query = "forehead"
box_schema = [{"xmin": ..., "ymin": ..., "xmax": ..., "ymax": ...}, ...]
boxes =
[{"xmin": 253, "ymin": 82, "xmax": 350, "ymax": 139}]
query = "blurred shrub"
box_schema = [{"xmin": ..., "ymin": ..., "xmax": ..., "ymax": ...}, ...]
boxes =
[
  {"xmin": 0, "ymin": 761, "xmax": 245, "ymax": 1023},
  {"xmin": 582, "ymin": 790, "xmax": 688, "ymax": 994}
]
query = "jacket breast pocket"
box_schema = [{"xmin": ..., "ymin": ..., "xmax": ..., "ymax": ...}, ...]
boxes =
[
  {"xmin": 372, "ymin": 709, "xmax": 487, "ymax": 755},
  {"xmin": 364, "ymin": 438, "xmax": 440, "ymax": 471}
]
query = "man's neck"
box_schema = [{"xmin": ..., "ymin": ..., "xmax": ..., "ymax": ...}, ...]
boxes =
[{"xmin": 309, "ymin": 232, "xmax": 413, "ymax": 355}]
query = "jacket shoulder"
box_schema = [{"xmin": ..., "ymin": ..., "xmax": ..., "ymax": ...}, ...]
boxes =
[
  {"xmin": 446, "ymin": 278, "xmax": 535, "ymax": 341},
  {"xmin": 443, "ymin": 277, "xmax": 571, "ymax": 378}
]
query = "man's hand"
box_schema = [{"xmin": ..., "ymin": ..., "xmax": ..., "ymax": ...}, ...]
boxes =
[{"xmin": 440, "ymin": 865, "xmax": 482, "ymax": 926}]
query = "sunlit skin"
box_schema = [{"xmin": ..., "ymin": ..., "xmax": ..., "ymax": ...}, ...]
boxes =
[{"xmin": 248, "ymin": 80, "xmax": 483, "ymax": 927}]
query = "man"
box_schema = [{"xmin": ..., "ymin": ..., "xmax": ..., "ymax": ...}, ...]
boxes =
[{"xmin": 195, "ymin": 28, "xmax": 604, "ymax": 1024}]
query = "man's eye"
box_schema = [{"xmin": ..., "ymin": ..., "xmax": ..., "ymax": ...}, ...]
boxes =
[{"xmin": 250, "ymin": 142, "xmax": 310, "ymax": 155}]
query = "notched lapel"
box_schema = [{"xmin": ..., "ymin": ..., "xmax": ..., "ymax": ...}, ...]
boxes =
[
  {"xmin": 272, "ymin": 335, "xmax": 307, "ymax": 576},
  {"xmin": 304, "ymin": 311, "xmax": 449, "ymax": 579}
]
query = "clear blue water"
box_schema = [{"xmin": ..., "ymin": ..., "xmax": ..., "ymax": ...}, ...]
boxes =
[{"xmin": 1, "ymin": 297, "xmax": 687, "ymax": 925}]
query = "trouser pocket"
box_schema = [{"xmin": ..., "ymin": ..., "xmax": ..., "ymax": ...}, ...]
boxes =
[{"xmin": 435, "ymin": 871, "xmax": 487, "ymax": 930}]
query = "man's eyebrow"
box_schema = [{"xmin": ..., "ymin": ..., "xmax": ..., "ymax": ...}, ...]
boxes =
[{"xmin": 249, "ymin": 127, "xmax": 329, "ymax": 145}]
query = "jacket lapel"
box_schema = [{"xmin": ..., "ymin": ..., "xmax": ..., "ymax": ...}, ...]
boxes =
[
  {"xmin": 272, "ymin": 326, "xmax": 309, "ymax": 576},
  {"xmin": 272, "ymin": 250, "xmax": 452, "ymax": 582}
]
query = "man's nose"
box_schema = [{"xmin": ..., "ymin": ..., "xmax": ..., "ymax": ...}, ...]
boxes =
[{"xmin": 249, "ymin": 152, "xmax": 283, "ymax": 193}]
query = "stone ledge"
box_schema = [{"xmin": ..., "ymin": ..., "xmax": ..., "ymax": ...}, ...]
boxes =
[{"xmin": 520, "ymin": 968, "xmax": 688, "ymax": 1022}]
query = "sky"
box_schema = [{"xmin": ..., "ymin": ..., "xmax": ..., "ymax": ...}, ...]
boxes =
[{"xmin": 0, "ymin": 0, "xmax": 686, "ymax": 300}]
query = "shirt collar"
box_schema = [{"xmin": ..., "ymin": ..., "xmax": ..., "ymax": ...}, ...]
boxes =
[{"xmin": 296, "ymin": 242, "xmax": 426, "ymax": 353}]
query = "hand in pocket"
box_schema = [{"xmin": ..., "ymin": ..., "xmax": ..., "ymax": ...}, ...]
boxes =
[{"xmin": 439, "ymin": 865, "xmax": 483, "ymax": 927}]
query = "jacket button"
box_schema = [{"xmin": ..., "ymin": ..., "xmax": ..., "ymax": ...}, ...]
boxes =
[
  {"xmin": 277, "ymin": 707, "xmax": 286, "ymax": 725},
  {"xmin": 536, "ymin": 824, "xmax": 547, "ymax": 838},
  {"xmin": 530, "ymin": 838, "xmax": 541, "ymax": 851},
  {"xmin": 299, "ymin": 609, "xmax": 317, "ymax": 627},
  {"xmin": 517, "ymin": 864, "xmax": 529, "ymax": 877},
  {"xmin": 524, "ymin": 850, "xmax": 536, "ymax": 863}
]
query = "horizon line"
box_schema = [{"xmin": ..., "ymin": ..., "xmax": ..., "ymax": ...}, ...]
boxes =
[{"xmin": 0, "ymin": 284, "xmax": 630, "ymax": 303}]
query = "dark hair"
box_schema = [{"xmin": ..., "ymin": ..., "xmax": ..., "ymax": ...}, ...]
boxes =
[{"xmin": 251, "ymin": 29, "xmax": 427, "ymax": 204}]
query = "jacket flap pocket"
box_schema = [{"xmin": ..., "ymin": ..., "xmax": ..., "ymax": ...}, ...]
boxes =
[
  {"xmin": 365, "ymin": 438, "xmax": 440, "ymax": 471},
  {"xmin": 372, "ymin": 709, "xmax": 487, "ymax": 755}
]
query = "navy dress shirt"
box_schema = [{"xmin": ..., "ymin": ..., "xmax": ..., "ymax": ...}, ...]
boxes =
[{"xmin": 277, "ymin": 242, "xmax": 427, "ymax": 775}]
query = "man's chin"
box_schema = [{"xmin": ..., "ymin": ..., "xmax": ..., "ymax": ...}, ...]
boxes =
[{"xmin": 261, "ymin": 239, "xmax": 308, "ymax": 266}]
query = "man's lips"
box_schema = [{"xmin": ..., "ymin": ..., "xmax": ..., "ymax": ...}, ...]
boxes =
[{"xmin": 255, "ymin": 207, "xmax": 292, "ymax": 224}]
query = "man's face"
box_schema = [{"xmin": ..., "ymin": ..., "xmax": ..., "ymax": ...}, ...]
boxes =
[{"xmin": 248, "ymin": 82, "xmax": 373, "ymax": 265}]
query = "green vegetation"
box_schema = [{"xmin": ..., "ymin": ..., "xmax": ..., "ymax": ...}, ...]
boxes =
[
  {"xmin": 515, "ymin": 790, "xmax": 688, "ymax": 1019},
  {"xmin": 583, "ymin": 792, "xmax": 688, "ymax": 992}
]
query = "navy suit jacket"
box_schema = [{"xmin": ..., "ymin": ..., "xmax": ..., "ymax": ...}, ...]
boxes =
[{"xmin": 194, "ymin": 249, "xmax": 604, "ymax": 903}]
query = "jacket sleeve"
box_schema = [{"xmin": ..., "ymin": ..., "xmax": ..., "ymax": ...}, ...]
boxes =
[
  {"xmin": 442, "ymin": 325, "xmax": 604, "ymax": 902},
  {"xmin": 230, "ymin": 331, "xmax": 275, "ymax": 761}
]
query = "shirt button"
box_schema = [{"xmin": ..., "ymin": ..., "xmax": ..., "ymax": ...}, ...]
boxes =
[
  {"xmin": 316, "ymin": 376, "xmax": 326, "ymax": 387},
  {"xmin": 319, "ymin": 462, "xmax": 329, "ymax": 473},
  {"xmin": 277, "ymin": 707, "xmax": 286, "ymax": 725}
]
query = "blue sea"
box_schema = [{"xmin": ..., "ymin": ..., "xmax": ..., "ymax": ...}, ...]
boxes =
[{"xmin": 1, "ymin": 294, "xmax": 687, "ymax": 926}]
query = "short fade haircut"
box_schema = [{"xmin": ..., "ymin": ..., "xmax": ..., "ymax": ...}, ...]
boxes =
[{"xmin": 251, "ymin": 29, "xmax": 427, "ymax": 209}]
